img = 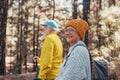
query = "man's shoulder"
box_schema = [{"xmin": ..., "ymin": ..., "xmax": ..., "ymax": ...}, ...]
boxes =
[{"xmin": 47, "ymin": 33, "xmax": 59, "ymax": 39}]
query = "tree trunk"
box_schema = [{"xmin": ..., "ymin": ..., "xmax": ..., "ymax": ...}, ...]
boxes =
[
  {"xmin": 15, "ymin": 0, "xmax": 23, "ymax": 74},
  {"xmin": 82, "ymin": 0, "xmax": 90, "ymax": 46},
  {"xmin": 72, "ymin": 0, "xmax": 78, "ymax": 19},
  {"xmin": 0, "ymin": 0, "xmax": 8, "ymax": 75}
]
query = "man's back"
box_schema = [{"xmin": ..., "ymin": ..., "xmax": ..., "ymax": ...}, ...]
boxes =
[{"xmin": 38, "ymin": 32, "xmax": 63, "ymax": 80}]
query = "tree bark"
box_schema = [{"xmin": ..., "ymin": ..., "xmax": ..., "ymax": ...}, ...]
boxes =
[
  {"xmin": 72, "ymin": 0, "xmax": 78, "ymax": 19},
  {"xmin": 82, "ymin": 0, "xmax": 91, "ymax": 46},
  {"xmin": 0, "ymin": 0, "xmax": 8, "ymax": 75}
]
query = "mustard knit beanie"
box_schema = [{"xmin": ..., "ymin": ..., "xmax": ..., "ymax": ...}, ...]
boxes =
[{"xmin": 65, "ymin": 19, "xmax": 89, "ymax": 41}]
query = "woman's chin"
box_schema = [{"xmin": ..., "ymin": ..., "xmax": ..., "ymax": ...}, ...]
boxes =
[{"xmin": 66, "ymin": 39, "xmax": 72, "ymax": 43}]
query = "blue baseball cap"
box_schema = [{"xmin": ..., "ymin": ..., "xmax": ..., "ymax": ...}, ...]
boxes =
[{"xmin": 41, "ymin": 20, "xmax": 59, "ymax": 31}]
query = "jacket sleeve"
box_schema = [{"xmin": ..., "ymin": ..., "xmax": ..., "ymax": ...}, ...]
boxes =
[{"xmin": 38, "ymin": 37, "xmax": 54, "ymax": 79}]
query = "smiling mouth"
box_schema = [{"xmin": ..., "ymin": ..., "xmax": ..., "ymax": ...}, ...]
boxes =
[
  {"xmin": 67, "ymin": 35, "xmax": 72, "ymax": 38},
  {"xmin": 66, "ymin": 36, "xmax": 73, "ymax": 40}
]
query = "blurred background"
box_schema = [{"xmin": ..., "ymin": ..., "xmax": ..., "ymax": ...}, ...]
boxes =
[{"xmin": 0, "ymin": 0, "xmax": 120, "ymax": 80}]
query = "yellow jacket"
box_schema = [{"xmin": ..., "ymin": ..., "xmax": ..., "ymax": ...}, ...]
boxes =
[{"xmin": 37, "ymin": 32, "xmax": 63, "ymax": 80}]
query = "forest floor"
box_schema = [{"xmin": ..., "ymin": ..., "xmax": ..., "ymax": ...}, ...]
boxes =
[
  {"xmin": 0, "ymin": 72, "xmax": 36, "ymax": 80},
  {"xmin": 0, "ymin": 56, "xmax": 36, "ymax": 80}
]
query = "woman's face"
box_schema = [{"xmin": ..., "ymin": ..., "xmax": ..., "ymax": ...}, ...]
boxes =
[{"xmin": 64, "ymin": 27, "xmax": 80, "ymax": 46}]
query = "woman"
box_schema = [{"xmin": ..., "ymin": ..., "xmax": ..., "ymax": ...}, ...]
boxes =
[{"xmin": 56, "ymin": 19, "xmax": 91, "ymax": 80}]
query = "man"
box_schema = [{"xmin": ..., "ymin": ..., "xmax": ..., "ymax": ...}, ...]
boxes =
[{"xmin": 34, "ymin": 20, "xmax": 63, "ymax": 80}]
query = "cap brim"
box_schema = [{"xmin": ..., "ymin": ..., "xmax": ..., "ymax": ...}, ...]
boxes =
[{"xmin": 41, "ymin": 23, "xmax": 47, "ymax": 26}]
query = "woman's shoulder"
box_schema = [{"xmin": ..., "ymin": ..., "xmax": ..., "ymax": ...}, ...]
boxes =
[
  {"xmin": 72, "ymin": 44, "xmax": 89, "ymax": 56},
  {"xmin": 73, "ymin": 44, "xmax": 87, "ymax": 51}
]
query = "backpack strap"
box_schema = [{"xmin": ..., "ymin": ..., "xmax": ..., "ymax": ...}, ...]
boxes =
[{"xmin": 71, "ymin": 43, "xmax": 94, "ymax": 80}]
